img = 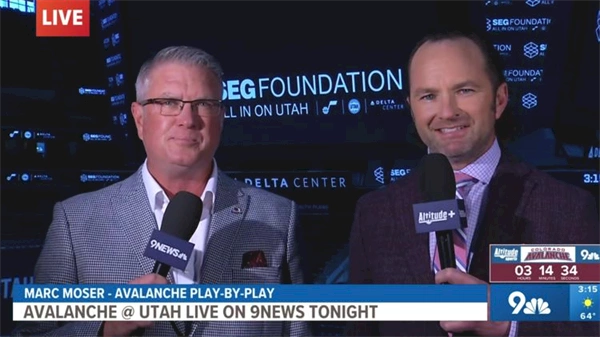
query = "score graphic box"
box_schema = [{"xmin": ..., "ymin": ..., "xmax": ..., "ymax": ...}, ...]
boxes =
[{"xmin": 489, "ymin": 244, "xmax": 600, "ymax": 283}]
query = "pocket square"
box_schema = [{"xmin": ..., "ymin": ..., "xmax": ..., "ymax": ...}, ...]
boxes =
[{"xmin": 242, "ymin": 250, "xmax": 268, "ymax": 268}]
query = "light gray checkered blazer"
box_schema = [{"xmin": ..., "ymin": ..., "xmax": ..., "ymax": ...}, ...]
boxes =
[{"xmin": 12, "ymin": 167, "xmax": 311, "ymax": 337}]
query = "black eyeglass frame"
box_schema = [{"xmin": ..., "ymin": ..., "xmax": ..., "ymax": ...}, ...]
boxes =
[{"xmin": 139, "ymin": 98, "xmax": 225, "ymax": 115}]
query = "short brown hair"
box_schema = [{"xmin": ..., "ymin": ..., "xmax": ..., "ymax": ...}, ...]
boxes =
[{"xmin": 406, "ymin": 27, "xmax": 506, "ymax": 94}]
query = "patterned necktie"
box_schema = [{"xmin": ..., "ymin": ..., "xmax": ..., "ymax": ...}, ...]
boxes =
[{"xmin": 433, "ymin": 172, "xmax": 478, "ymax": 273}]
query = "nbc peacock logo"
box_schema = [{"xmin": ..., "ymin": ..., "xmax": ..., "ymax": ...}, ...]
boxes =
[{"xmin": 508, "ymin": 291, "xmax": 552, "ymax": 315}]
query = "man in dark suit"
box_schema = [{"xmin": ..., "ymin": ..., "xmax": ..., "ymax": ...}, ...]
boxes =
[{"xmin": 347, "ymin": 29, "xmax": 599, "ymax": 337}]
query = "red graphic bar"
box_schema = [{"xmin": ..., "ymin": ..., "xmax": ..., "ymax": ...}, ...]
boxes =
[{"xmin": 490, "ymin": 263, "xmax": 600, "ymax": 283}]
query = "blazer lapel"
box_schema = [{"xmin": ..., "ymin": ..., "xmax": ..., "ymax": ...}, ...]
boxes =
[
  {"xmin": 392, "ymin": 171, "xmax": 434, "ymax": 285},
  {"xmin": 113, "ymin": 168, "xmax": 189, "ymax": 335},
  {"xmin": 111, "ymin": 169, "xmax": 158, "ymax": 277},
  {"xmin": 190, "ymin": 173, "xmax": 247, "ymax": 337},
  {"xmin": 199, "ymin": 172, "xmax": 248, "ymax": 284},
  {"xmin": 469, "ymin": 154, "xmax": 535, "ymax": 281}
]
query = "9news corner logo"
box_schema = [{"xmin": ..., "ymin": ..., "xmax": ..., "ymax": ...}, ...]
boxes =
[{"xmin": 36, "ymin": 0, "xmax": 90, "ymax": 37}]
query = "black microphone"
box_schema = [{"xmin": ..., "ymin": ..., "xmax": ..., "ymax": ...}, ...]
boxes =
[
  {"xmin": 131, "ymin": 191, "xmax": 203, "ymax": 337},
  {"xmin": 150, "ymin": 191, "xmax": 203, "ymax": 277},
  {"xmin": 417, "ymin": 153, "xmax": 463, "ymax": 270},
  {"xmin": 416, "ymin": 154, "xmax": 471, "ymax": 336}
]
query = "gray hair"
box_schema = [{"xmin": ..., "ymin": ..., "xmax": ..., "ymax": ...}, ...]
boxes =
[{"xmin": 134, "ymin": 46, "xmax": 224, "ymax": 101}]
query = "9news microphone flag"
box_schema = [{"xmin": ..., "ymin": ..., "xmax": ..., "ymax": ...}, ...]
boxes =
[{"xmin": 13, "ymin": 284, "xmax": 488, "ymax": 322}]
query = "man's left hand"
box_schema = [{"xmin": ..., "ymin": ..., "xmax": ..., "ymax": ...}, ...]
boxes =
[{"xmin": 435, "ymin": 268, "xmax": 510, "ymax": 337}]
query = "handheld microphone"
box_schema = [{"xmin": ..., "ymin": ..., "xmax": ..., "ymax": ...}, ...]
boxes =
[
  {"xmin": 413, "ymin": 153, "xmax": 467, "ymax": 270},
  {"xmin": 132, "ymin": 191, "xmax": 203, "ymax": 337},
  {"xmin": 415, "ymin": 155, "xmax": 471, "ymax": 336},
  {"xmin": 146, "ymin": 191, "xmax": 204, "ymax": 277}
]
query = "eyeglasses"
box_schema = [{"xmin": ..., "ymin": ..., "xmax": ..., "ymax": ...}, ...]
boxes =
[{"xmin": 139, "ymin": 98, "xmax": 224, "ymax": 116}]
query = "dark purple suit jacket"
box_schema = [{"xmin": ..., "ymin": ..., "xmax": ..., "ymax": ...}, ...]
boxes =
[{"xmin": 347, "ymin": 153, "xmax": 599, "ymax": 337}]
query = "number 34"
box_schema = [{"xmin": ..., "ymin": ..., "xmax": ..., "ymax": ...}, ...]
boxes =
[{"xmin": 561, "ymin": 265, "xmax": 578, "ymax": 276}]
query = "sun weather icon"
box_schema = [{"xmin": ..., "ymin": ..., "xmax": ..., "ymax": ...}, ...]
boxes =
[{"xmin": 583, "ymin": 297, "xmax": 594, "ymax": 309}]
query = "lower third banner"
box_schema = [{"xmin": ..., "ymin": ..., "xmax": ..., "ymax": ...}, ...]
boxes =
[{"xmin": 12, "ymin": 284, "xmax": 488, "ymax": 321}]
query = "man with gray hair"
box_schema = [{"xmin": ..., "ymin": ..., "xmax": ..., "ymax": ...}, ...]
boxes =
[{"xmin": 13, "ymin": 46, "xmax": 311, "ymax": 337}]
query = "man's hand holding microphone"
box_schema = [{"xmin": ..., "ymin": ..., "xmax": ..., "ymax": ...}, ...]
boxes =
[
  {"xmin": 102, "ymin": 191, "xmax": 203, "ymax": 337},
  {"xmin": 415, "ymin": 154, "xmax": 510, "ymax": 337}
]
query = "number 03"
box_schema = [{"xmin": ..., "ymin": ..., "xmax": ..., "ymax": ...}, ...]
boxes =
[{"xmin": 515, "ymin": 265, "xmax": 532, "ymax": 276}]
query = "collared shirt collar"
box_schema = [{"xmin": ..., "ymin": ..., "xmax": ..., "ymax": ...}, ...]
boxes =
[
  {"xmin": 142, "ymin": 159, "xmax": 219, "ymax": 224},
  {"xmin": 458, "ymin": 138, "xmax": 501, "ymax": 185},
  {"xmin": 426, "ymin": 138, "xmax": 501, "ymax": 185}
]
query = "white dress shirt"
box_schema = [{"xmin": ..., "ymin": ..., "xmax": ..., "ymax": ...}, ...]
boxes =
[{"xmin": 141, "ymin": 159, "xmax": 218, "ymax": 284}]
